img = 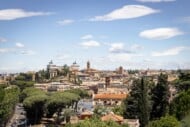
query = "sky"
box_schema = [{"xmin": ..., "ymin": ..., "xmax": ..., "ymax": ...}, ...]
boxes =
[{"xmin": 0, "ymin": 0, "xmax": 190, "ymax": 73}]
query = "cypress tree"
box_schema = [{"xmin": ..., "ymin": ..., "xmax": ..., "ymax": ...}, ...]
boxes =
[
  {"xmin": 124, "ymin": 77, "xmax": 150, "ymax": 127},
  {"xmin": 150, "ymin": 73, "xmax": 169, "ymax": 120}
]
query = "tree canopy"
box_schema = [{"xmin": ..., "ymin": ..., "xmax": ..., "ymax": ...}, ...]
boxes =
[
  {"xmin": 170, "ymin": 90, "xmax": 190, "ymax": 120},
  {"xmin": 147, "ymin": 116, "xmax": 180, "ymax": 127},
  {"xmin": 0, "ymin": 86, "xmax": 20, "ymax": 126},
  {"xmin": 65, "ymin": 117, "xmax": 129, "ymax": 127},
  {"xmin": 22, "ymin": 88, "xmax": 48, "ymax": 124}
]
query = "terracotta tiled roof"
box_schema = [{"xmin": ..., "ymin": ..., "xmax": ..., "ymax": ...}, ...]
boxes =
[
  {"xmin": 80, "ymin": 110, "xmax": 93, "ymax": 115},
  {"xmin": 94, "ymin": 93, "xmax": 127, "ymax": 100},
  {"xmin": 101, "ymin": 113, "xmax": 124, "ymax": 122}
]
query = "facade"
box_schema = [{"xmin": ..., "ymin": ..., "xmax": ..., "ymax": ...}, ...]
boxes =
[
  {"xmin": 70, "ymin": 61, "xmax": 80, "ymax": 73},
  {"xmin": 47, "ymin": 60, "xmax": 62, "ymax": 79},
  {"xmin": 93, "ymin": 93, "xmax": 127, "ymax": 106}
]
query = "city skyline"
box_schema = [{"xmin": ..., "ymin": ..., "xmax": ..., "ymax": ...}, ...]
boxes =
[{"xmin": 1, "ymin": 0, "xmax": 190, "ymax": 73}]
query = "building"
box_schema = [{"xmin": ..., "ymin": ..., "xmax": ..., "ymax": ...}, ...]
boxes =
[
  {"xmin": 47, "ymin": 60, "xmax": 61, "ymax": 79},
  {"xmin": 124, "ymin": 119, "xmax": 140, "ymax": 127},
  {"xmin": 101, "ymin": 112, "xmax": 124, "ymax": 124},
  {"xmin": 81, "ymin": 61, "xmax": 99, "ymax": 77},
  {"xmin": 70, "ymin": 61, "xmax": 80, "ymax": 73},
  {"xmin": 93, "ymin": 93, "xmax": 127, "ymax": 106}
]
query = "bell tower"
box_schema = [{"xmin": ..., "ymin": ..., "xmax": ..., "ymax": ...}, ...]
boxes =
[{"xmin": 87, "ymin": 61, "xmax": 90, "ymax": 70}]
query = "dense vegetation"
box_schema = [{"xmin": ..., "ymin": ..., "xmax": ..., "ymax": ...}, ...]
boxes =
[
  {"xmin": 10, "ymin": 73, "xmax": 35, "ymax": 91},
  {"xmin": 65, "ymin": 117, "xmax": 129, "ymax": 127},
  {"xmin": 0, "ymin": 85, "xmax": 20, "ymax": 126},
  {"xmin": 147, "ymin": 115, "xmax": 180, "ymax": 127},
  {"xmin": 150, "ymin": 73, "xmax": 169, "ymax": 120},
  {"xmin": 21, "ymin": 87, "xmax": 88, "ymax": 125},
  {"xmin": 124, "ymin": 77, "xmax": 150, "ymax": 127}
]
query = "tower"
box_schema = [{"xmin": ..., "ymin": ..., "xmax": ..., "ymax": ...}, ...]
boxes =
[
  {"xmin": 118, "ymin": 66, "xmax": 123, "ymax": 74},
  {"xmin": 87, "ymin": 61, "xmax": 90, "ymax": 70},
  {"xmin": 105, "ymin": 76, "xmax": 110, "ymax": 89}
]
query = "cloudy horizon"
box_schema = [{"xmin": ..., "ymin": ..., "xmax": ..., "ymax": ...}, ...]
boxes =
[{"xmin": 0, "ymin": 0, "xmax": 190, "ymax": 73}]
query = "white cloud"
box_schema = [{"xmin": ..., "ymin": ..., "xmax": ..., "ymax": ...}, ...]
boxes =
[
  {"xmin": 56, "ymin": 54, "xmax": 70, "ymax": 60},
  {"xmin": 0, "ymin": 37, "xmax": 7, "ymax": 42},
  {"xmin": 108, "ymin": 53, "xmax": 141, "ymax": 62},
  {"xmin": 80, "ymin": 40, "xmax": 100, "ymax": 48},
  {"xmin": 0, "ymin": 9, "xmax": 52, "ymax": 20},
  {"xmin": 136, "ymin": 0, "xmax": 175, "ymax": 3},
  {"xmin": 140, "ymin": 27, "xmax": 184, "ymax": 40},
  {"xmin": 182, "ymin": 16, "xmax": 190, "ymax": 23},
  {"xmin": 81, "ymin": 34, "xmax": 93, "ymax": 40},
  {"xmin": 109, "ymin": 43, "xmax": 125, "ymax": 53},
  {"xmin": 0, "ymin": 48, "xmax": 10, "ymax": 53},
  {"xmin": 57, "ymin": 19, "xmax": 74, "ymax": 26},
  {"xmin": 152, "ymin": 46, "xmax": 188, "ymax": 56},
  {"xmin": 131, "ymin": 44, "xmax": 144, "ymax": 50},
  {"xmin": 90, "ymin": 5, "xmax": 159, "ymax": 21},
  {"xmin": 16, "ymin": 42, "xmax": 24, "ymax": 48},
  {"xmin": 20, "ymin": 50, "xmax": 36, "ymax": 55},
  {"xmin": 109, "ymin": 43, "xmax": 142, "ymax": 53}
]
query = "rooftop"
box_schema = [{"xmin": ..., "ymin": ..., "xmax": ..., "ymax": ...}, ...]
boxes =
[{"xmin": 94, "ymin": 93, "xmax": 127, "ymax": 100}]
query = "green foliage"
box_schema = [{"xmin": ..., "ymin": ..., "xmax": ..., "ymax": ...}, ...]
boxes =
[
  {"xmin": 112, "ymin": 105, "xmax": 124, "ymax": 116},
  {"xmin": 65, "ymin": 88, "xmax": 89, "ymax": 98},
  {"xmin": 93, "ymin": 106, "xmax": 110, "ymax": 117},
  {"xmin": 124, "ymin": 77, "xmax": 150, "ymax": 127},
  {"xmin": 45, "ymin": 91, "xmax": 80, "ymax": 119},
  {"xmin": 35, "ymin": 69, "xmax": 49, "ymax": 82},
  {"xmin": 150, "ymin": 73, "xmax": 169, "ymax": 120},
  {"xmin": 0, "ymin": 86, "xmax": 20, "ymax": 126},
  {"xmin": 22, "ymin": 88, "xmax": 48, "ymax": 124},
  {"xmin": 180, "ymin": 113, "xmax": 190, "ymax": 127},
  {"xmin": 147, "ymin": 115, "xmax": 180, "ymax": 127},
  {"xmin": 65, "ymin": 117, "xmax": 129, "ymax": 127},
  {"xmin": 63, "ymin": 64, "xmax": 70, "ymax": 76},
  {"xmin": 0, "ymin": 86, "xmax": 5, "ymax": 102},
  {"xmin": 170, "ymin": 90, "xmax": 190, "ymax": 120},
  {"xmin": 175, "ymin": 71, "xmax": 190, "ymax": 92},
  {"xmin": 11, "ymin": 73, "xmax": 34, "ymax": 91},
  {"xmin": 15, "ymin": 73, "xmax": 33, "ymax": 81},
  {"xmin": 128, "ymin": 70, "xmax": 139, "ymax": 74}
]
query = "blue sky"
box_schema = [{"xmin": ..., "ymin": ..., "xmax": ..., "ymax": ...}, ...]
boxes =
[{"xmin": 0, "ymin": 0, "xmax": 190, "ymax": 73}]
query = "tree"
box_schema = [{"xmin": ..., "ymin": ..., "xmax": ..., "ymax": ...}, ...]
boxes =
[
  {"xmin": 0, "ymin": 86, "xmax": 20, "ymax": 126},
  {"xmin": 45, "ymin": 91, "xmax": 80, "ymax": 124},
  {"xmin": 174, "ymin": 71, "xmax": 190, "ymax": 92},
  {"xmin": 124, "ymin": 77, "xmax": 150, "ymax": 127},
  {"xmin": 35, "ymin": 69, "xmax": 49, "ymax": 82},
  {"xmin": 181, "ymin": 113, "xmax": 190, "ymax": 127},
  {"xmin": 65, "ymin": 117, "xmax": 129, "ymax": 127},
  {"xmin": 147, "ymin": 115, "xmax": 180, "ymax": 127},
  {"xmin": 63, "ymin": 64, "xmax": 70, "ymax": 76},
  {"xmin": 169, "ymin": 90, "xmax": 190, "ymax": 120},
  {"xmin": 150, "ymin": 73, "xmax": 169, "ymax": 120},
  {"xmin": 64, "ymin": 108, "xmax": 74, "ymax": 123},
  {"xmin": 10, "ymin": 73, "xmax": 35, "ymax": 92},
  {"xmin": 138, "ymin": 78, "xmax": 149, "ymax": 127},
  {"xmin": 22, "ymin": 88, "xmax": 48, "ymax": 124},
  {"xmin": 112, "ymin": 105, "xmax": 124, "ymax": 116},
  {"xmin": 93, "ymin": 105, "xmax": 110, "ymax": 117}
]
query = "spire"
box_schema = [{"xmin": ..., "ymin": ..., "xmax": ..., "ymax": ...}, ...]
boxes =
[
  {"xmin": 49, "ymin": 60, "xmax": 53, "ymax": 64},
  {"xmin": 87, "ymin": 61, "xmax": 90, "ymax": 70}
]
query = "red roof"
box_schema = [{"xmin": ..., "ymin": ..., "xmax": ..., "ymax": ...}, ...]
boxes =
[
  {"xmin": 94, "ymin": 93, "xmax": 127, "ymax": 100},
  {"xmin": 101, "ymin": 113, "xmax": 124, "ymax": 122}
]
